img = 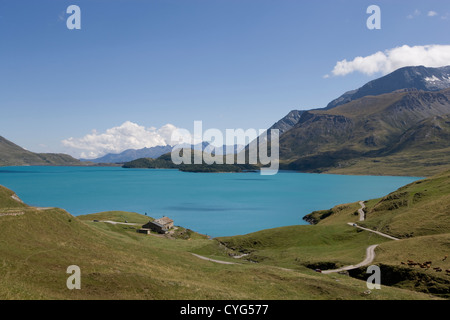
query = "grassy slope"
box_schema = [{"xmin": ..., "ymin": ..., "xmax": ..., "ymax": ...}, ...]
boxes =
[
  {"xmin": 360, "ymin": 170, "xmax": 450, "ymax": 238},
  {"xmin": 0, "ymin": 185, "xmax": 434, "ymax": 300},
  {"xmin": 279, "ymin": 89, "xmax": 450, "ymax": 176},
  {"xmin": 213, "ymin": 202, "xmax": 384, "ymax": 271},
  {"xmin": 77, "ymin": 211, "xmax": 154, "ymax": 225},
  {"xmin": 325, "ymin": 115, "xmax": 450, "ymax": 176},
  {"xmin": 214, "ymin": 224, "xmax": 388, "ymax": 269},
  {"xmin": 214, "ymin": 170, "xmax": 450, "ymax": 297},
  {"xmin": 0, "ymin": 136, "xmax": 82, "ymax": 166},
  {"xmin": 326, "ymin": 171, "xmax": 450, "ymax": 295},
  {"xmin": 0, "ymin": 187, "xmax": 28, "ymax": 209}
]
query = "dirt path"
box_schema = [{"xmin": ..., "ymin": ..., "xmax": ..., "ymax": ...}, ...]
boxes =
[
  {"xmin": 101, "ymin": 220, "xmax": 140, "ymax": 226},
  {"xmin": 347, "ymin": 223, "xmax": 400, "ymax": 241},
  {"xmin": 350, "ymin": 201, "xmax": 399, "ymax": 240},
  {"xmin": 233, "ymin": 253, "xmax": 249, "ymax": 259},
  {"xmin": 192, "ymin": 202, "xmax": 399, "ymax": 274},
  {"xmin": 11, "ymin": 194, "xmax": 24, "ymax": 203},
  {"xmin": 358, "ymin": 201, "xmax": 365, "ymax": 221},
  {"xmin": 321, "ymin": 245, "xmax": 379, "ymax": 274},
  {"xmin": 34, "ymin": 207, "xmax": 55, "ymax": 211},
  {"xmin": 320, "ymin": 201, "xmax": 399, "ymax": 274},
  {"xmin": 0, "ymin": 211, "xmax": 25, "ymax": 217},
  {"xmin": 190, "ymin": 253, "xmax": 238, "ymax": 265}
]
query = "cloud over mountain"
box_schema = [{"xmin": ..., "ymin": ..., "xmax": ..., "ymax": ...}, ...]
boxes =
[
  {"xmin": 62, "ymin": 121, "xmax": 179, "ymax": 159},
  {"xmin": 329, "ymin": 44, "xmax": 450, "ymax": 77}
]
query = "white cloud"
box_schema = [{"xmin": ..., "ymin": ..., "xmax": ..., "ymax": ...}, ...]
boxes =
[
  {"xmin": 329, "ymin": 44, "xmax": 450, "ymax": 77},
  {"xmin": 62, "ymin": 121, "xmax": 180, "ymax": 159},
  {"xmin": 428, "ymin": 11, "xmax": 438, "ymax": 17},
  {"xmin": 407, "ymin": 9, "xmax": 421, "ymax": 19}
]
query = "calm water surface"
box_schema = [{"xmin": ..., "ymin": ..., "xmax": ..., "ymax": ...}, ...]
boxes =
[{"xmin": 0, "ymin": 166, "xmax": 421, "ymax": 237}]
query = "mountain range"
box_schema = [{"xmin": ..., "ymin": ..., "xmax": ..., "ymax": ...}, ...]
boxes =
[
  {"xmin": 80, "ymin": 145, "xmax": 174, "ymax": 163},
  {"xmin": 325, "ymin": 65, "xmax": 450, "ymax": 110},
  {"xmin": 271, "ymin": 65, "xmax": 450, "ymax": 176},
  {"xmin": 82, "ymin": 143, "xmax": 245, "ymax": 163},
  {"xmin": 2, "ymin": 65, "xmax": 450, "ymax": 175}
]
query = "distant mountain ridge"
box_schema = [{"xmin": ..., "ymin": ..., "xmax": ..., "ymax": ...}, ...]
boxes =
[
  {"xmin": 280, "ymin": 89, "xmax": 450, "ymax": 157},
  {"xmin": 3, "ymin": 65, "xmax": 450, "ymax": 174},
  {"xmin": 325, "ymin": 65, "xmax": 450, "ymax": 110},
  {"xmin": 0, "ymin": 136, "xmax": 82, "ymax": 166},
  {"xmin": 82, "ymin": 143, "xmax": 245, "ymax": 163},
  {"xmin": 80, "ymin": 145, "xmax": 174, "ymax": 163},
  {"xmin": 269, "ymin": 65, "xmax": 450, "ymax": 176},
  {"xmin": 268, "ymin": 110, "xmax": 304, "ymax": 135}
]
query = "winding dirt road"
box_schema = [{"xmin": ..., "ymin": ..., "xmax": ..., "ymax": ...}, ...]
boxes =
[
  {"xmin": 358, "ymin": 201, "xmax": 365, "ymax": 221},
  {"xmin": 347, "ymin": 223, "xmax": 400, "ymax": 241},
  {"xmin": 321, "ymin": 244, "xmax": 379, "ymax": 274},
  {"xmin": 191, "ymin": 253, "xmax": 238, "ymax": 265},
  {"xmin": 191, "ymin": 201, "xmax": 400, "ymax": 274},
  {"xmin": 320, "ymin": 201, "xmax": 399, "ymax": 273}
]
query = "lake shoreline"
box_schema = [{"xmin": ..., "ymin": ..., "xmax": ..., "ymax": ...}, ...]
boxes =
[
  {"xmin": 2, "ymin": 163, "xmax": 426, "ymax": 178},
  {"xmin": 0, "ymin": 166, "xmax": 421, "ymax": 237}
]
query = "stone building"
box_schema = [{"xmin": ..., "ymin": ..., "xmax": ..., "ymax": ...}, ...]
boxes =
[{"xmin": 139, "ymin": 216, "xmax": 174, "ymax": 234}]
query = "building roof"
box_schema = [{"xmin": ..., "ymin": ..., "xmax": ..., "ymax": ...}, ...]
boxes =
[
  {"xmin": 150, "ymin": 221, "xmax": 165, "ymax": 228},
  {"xmin": 143, "ymin": 220, "xmax": 166, "ymax": 230},
  {"xmin": 154, "ymin": 217, "xmax": 173, "ymax": 225}
]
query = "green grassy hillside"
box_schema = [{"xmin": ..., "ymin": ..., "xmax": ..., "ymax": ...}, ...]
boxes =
[
  {"xmin": 359, "ymin": 170, "xmax": 450, "ymax": 238},
  {"xmin": 77, "ymin": 211, "xmax": 154, "ymax": 225},
  {"xmin": 213, "ymin": 224, "xmax": 388, "ymax": 269},
  {"xmin": 214, "ymin": 170, "xmax": 450, "ymax": 297},
  {"xmin": 277, "ymin": 89, "xmax": 450, "ymax": 176},
  {"xmin": 0, "ymin": 187, "xmax": 28, "ymax": 209},
  {"xmin": 0, "ymin": 184, "xmax": 437, "ymax": 300},
  {"xmin": 0, "ymin": 136, "xmax": 83, "ymax": 166},
  {"xmin": 312, "ymin": 170, "xmax": 450, "ymax": 296}
]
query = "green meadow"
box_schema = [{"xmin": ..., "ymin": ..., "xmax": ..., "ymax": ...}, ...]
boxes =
[{"xmin": 1, "ymin": 171, "xmax": 449, "ymax": 299}]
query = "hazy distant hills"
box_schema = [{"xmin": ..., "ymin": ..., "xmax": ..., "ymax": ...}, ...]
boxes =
[
  {"xmin": 0, "ymin": 136, "xmax": 82, "ymax": 166},
  {"xmin": 274, "ymin": 65, "xmax": 450, "ymax": 176},
  {"xmin": 80, "ymin": 145, "xmax": 174, "ymax": 163},
  {"xmin": 83, "ymin": 143, "xmax": 245, "ymax": 164}
]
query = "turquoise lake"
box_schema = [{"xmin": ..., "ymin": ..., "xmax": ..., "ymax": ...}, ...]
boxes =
[{"xmin": 0, "ymin": 166, "xmax": 421, "ymax": 237}]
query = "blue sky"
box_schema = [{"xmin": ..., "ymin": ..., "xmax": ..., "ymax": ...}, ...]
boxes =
[{"xmin": 1, "ymin": 0, "xmax": 450, "ymax": 157}]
